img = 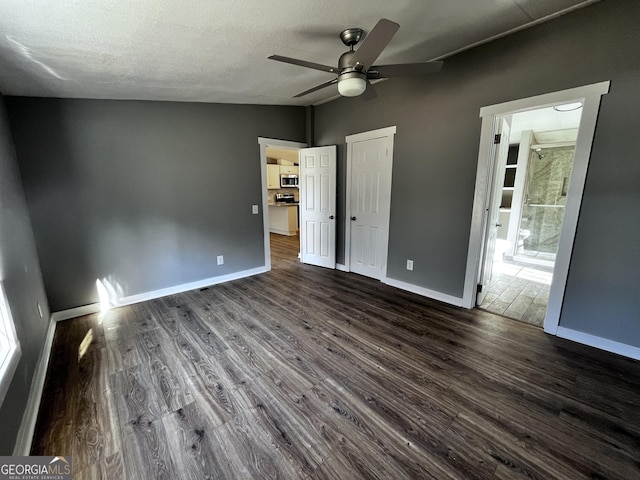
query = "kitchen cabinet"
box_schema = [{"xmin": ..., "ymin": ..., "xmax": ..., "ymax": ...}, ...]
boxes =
[
  {"xmin": 268, "ymin": 205, "xmax": 298, "ymax": 236},
  {"xmin": 279, "ymin": 165, "xmax": 299, "ymax": 175},
  {"xmin": 267, "ymin": 164, "xmax": 280, "ymax": 189}
]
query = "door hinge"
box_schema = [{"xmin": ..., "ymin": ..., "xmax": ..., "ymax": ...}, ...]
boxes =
[
  {"xmin": 477, "ymin": 284, "xmax": 483, "ymax": 293},
  {"xmin": 494, "ymin": 134, "xmax": 502, "ymax": 144}
]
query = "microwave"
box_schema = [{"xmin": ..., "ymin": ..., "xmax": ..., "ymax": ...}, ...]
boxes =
[{"xmin": 280, "ymin": 174, "xmax": 299, "ymax": 188}]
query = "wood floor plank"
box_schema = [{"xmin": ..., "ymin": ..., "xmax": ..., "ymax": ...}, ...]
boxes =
[
  {"xmin": 162, "ymin": 401, "xmax": 233, "ymax": 480},
  {"xmin": 31, "ymin": 316, "xmax": 89, "ymax": 456},
  {"xmin": 135, "ymin": 328, "xmax": 194, "ymax": 414},
  {"xmin": 103, "ymin": 308, "xmax": 142, "ymax": 373},
  {"xmin": 111, "ymin": 366, "xmax": 178, "ymax": 479},
  {"xmin": 30, "ymin": 233, "xmax": 640, "ymax": 479},
  {"xmin": 237, "ymin": 377, "xmax": 329, "ymax": 475},
  {"xmin": 72, "ymin": 345, "xmax": 118, "ymax": 471},
  {"xmin": 309, "ymin": 378, "xmax": 454, "ymax": 480}
]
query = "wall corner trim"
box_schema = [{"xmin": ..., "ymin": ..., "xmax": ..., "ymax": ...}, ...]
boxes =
[
  {"xmin": 382, "ymin": 277, "xmax": 465, "ymax": 308},
  {"xmin": 556, "ymin": 326, "xmax": 640, "ymax": 361},
  {"xmin": 13, "ymin": 317, "xmax": 57, "ymax": 455}
]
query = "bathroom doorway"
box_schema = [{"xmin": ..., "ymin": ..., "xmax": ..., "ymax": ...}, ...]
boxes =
[
  {"xmin": 479, "ymin": 104, "xmax": 582, "ymax": 326},
  {"xmin": 479, "ymin": 106, "xmax": 582, "ymax": 326},
  {"xmin": 466, "ymin": 82, "xmax": 610, "ymax": 333}
]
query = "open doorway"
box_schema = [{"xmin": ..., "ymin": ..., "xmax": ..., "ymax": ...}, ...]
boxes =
[
  {"xmin": 479, "ymin": 104, "xmax": 582, "ymax": 326},
  {"xmin": 258, "ymin": 138, "xmax": 338, "ymax": 272},
  {"xmin": 265, "ymin": 145, "xmax": 302, "ymax": 267},
  {"xmin": 258, "ymin": 138, "xmax": 306, "ymax": 271},
  {"xmin": 464, "ymin": 81, "xmax": 610, "ymax": 335}
]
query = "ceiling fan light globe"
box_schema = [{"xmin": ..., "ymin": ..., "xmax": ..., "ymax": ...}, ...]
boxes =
[{"xmin": 338, "ymin": 76, "xmax": 367, "ymax": 97}]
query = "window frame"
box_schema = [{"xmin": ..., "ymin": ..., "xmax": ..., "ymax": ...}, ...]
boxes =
[{"xmin": 0, "ymin": 282, "xmax": 21, "ymax": 407}]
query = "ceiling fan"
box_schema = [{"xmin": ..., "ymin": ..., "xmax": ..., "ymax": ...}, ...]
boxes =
[{"xmin": 268, "ymin": 19, "xmax": 443, "ymax": 99}]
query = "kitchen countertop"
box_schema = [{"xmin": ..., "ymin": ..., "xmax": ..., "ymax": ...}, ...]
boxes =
[{"xmin": 268, "ymin": 202, "xmax": 299, "ymax": 206}]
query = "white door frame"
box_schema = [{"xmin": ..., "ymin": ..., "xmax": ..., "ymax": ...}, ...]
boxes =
[
  {"xmin": 258, "ymin": 137, "xmax": 307, "ymax": 270},
  {"xmin": 344, "ymin": 126, "xmax": 397, "ymax": 276},
  {"xmin": 463, "ymin": 81, "xmax": 610, "ymax": 334}
]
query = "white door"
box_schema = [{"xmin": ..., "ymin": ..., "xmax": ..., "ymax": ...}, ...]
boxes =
[
  {"xmin": 299, "ymin": 146, "xmax": 337, "ymax": 269},
  {"xmin": 477, "ymin": 118, "xmax": 511, "ymax": 305},
  {"xmin": 349, "ymin": 136, "xmax": 393, "ymax": 279}
]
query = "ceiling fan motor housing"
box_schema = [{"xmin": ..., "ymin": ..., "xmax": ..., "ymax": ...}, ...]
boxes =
[{"xmin": 338, "ymin": 50, "xmax": 357, "ymax": 69}]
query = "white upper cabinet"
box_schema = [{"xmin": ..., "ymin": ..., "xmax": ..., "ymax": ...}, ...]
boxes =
[{"xmin": 267, "ymin": 164, "xmax": 280, "ymax": 189}]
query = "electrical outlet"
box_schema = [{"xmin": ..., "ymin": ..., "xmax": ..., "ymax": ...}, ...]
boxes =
[
  {"xmin": 406, "ymin": 259, "xmax": 414, "ymax": 271},
  {"xmin": 252, "ymin": 204, "xmax": 259, "ymax": 214},
  {"xmin": 217, "ymin": 255, "xmax": 224, "ymax": 265}
]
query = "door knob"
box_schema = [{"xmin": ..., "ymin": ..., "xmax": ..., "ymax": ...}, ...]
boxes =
[
  {"xmin": 495, "ymin": 223, "xmax": 502, "ymax": 227},
  {"xmin": 329, "ymin": 215, "xmax": 334, "ymax": 219},
  {"xmin": 351, "ymin": 216, "xmax": 356, "ymax": 221}
]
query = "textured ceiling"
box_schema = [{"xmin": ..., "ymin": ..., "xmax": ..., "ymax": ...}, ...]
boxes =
[{"xmin": 0, "ymin": 0, "xmax": 599, "ymax": 106}]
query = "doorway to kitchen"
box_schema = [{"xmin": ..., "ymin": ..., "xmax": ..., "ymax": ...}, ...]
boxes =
[
  {"xmin": 258, "ymin": 138, "xmax": 337, "ymax": 271},
  {"xmin": 258, "ymin": 138, "xmax": 306, "ymax": 271},
  {"xmin": 464, "ymin": 82, "xmax": 610, "ymax": 335}
]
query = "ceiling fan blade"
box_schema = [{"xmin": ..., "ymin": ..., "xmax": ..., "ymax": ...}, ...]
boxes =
[
  {"xmin": 268, "ymin": 55, "xmax": 338, "ymax": 74},
  {"xmin": 367, "ymin": 61, "xmax": 444, "ymax": 78},
  {"xmin": 294, "ymin": 78, "xmax": 338, "ymax": 98},
  {"xmin": 350, "ymin": 19, "xmax": 400, "ymax": 70},
  {"xmin": 361, "ymin": 81, "xmax": 378, "ymax": 101}
]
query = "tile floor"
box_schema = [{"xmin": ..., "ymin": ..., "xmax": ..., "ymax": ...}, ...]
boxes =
[
  {"xmin": 518, "ymin": 250, "xmax": 556, "ymax": 262},
  {"xmin": 480, "ymin": 256, "xmax": 554, "ymax": 327}
]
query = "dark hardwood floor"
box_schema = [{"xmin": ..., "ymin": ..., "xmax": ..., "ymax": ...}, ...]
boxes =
[{"xmin": 31, "ymin": 233, "xmax": 640, "ymax": 479}]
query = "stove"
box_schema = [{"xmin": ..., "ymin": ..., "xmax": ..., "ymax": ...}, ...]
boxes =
[{"xmin": 275, "ymin": 193, "xmax": 296, "ymax": 204}]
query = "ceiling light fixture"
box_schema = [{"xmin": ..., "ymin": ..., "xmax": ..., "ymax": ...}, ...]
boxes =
[
  {"xmin": 553, "ymin": 101, "xmax": 583, "ymax": 112},
  {"xmin": 337, "ymin": 71, "xmax": 367, "ymax": 97}
]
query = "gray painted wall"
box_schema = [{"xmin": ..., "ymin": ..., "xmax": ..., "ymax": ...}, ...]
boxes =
[
  {"xmin": 7, "ymin": 99, "xmax": 305, "ymax": 311},
  {"xmin": 0, "ymin": 93, "xmax": 51, "ymax": 454},
  {"xmin": 314, "ymin": 0, "xmax": 640, "ymax": 346}
]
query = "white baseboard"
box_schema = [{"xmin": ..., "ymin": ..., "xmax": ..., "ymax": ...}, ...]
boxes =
[
  {"xmin": 556, "ymin": 326, "xmax": 640, "ymax": 361},
  {"xmin": 52, "ymin": 266, "xmax": 268, "ymax": 322},
  {"xmin": 336, "ymin": 263, "xmax": 348, "ymax": 272},
  {"xmin": 13, "ymin": 316, "xmax": 57, "ymax": 455},
  {"xmin": 119, "ymin": 266, "xmax": 267, "ymax": 306},
  {"xmin": 51, "ymin": 303, "xmax": 101, "ymax": 322},
  {"xmin": 382, "ymin": 277, "xmax": 465, "ymax": 307}
]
